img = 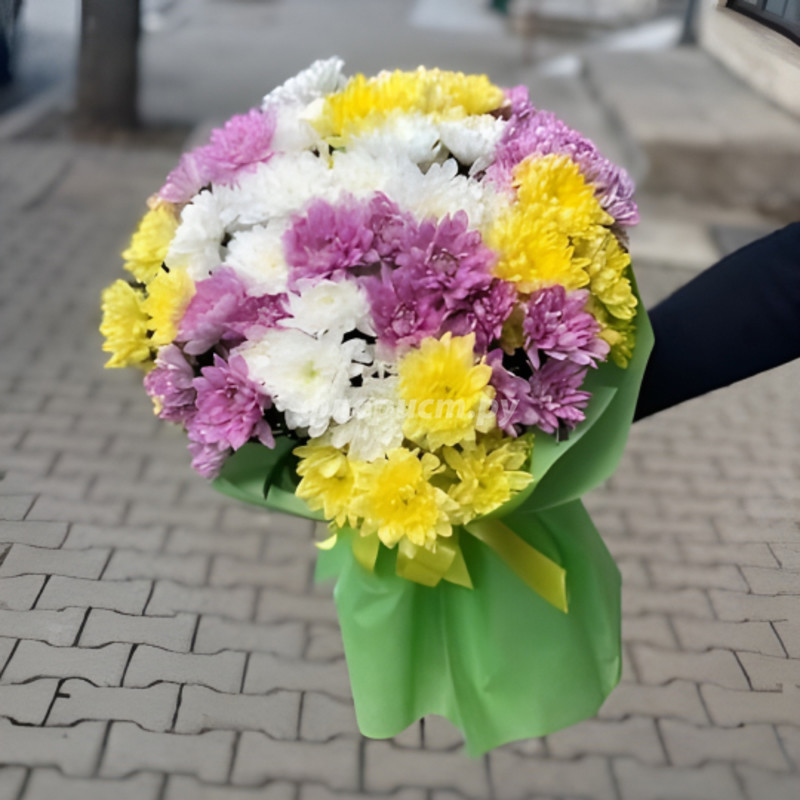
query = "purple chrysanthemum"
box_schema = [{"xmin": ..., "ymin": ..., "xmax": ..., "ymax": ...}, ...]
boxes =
[
  {"xmin": 284, "ymin": 195, "xmax": 376, "ymax": 288},
  {"xmin": 159, "ymin": 108, "xmax": 277, "ymax": 204},
  {"xmin": 367, "ymin": 211, "xmax": 505, "ymax": 352},
  {"xmin": 186, "ymin": 354, "xmax": 274, "ymax": 454},
  {"xmin": 523, "ymin": 287, "xmax": 609, "ymax": 369},
  {"xmin": 486, "ymin": 349, "xmax": 532, "ymax": 436},
  {"xmin": 367, "ymin": 193, "xmax": 416, "ymax": 261},
  {"xmin": 188, "ymin": 440, "xmax": 231, "ymax": 479},
  {"xmin": 488, "ymin": 105, "xmax": 639, "ymax": 226},
  {"xmin": 525, "ymin": 360, "xmax": 591, "ymax": 435},
  {"xmin": 143, "ymin": 344, "xmax": 197, "ymax": 424},
  {"xmin": 179, "ymin": 267, "xmax": 287, "ymax": 355}
]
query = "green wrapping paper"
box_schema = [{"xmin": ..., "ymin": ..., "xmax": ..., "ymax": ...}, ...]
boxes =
[{"xmin": 213, "ymin": 290, "xmax": 653, "ymax": 755}]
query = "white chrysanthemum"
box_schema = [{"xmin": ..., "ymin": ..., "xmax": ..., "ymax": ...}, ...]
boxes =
[
  {"xmin": 165, "ymin": 190, "xmax": 233, "ymax": 280},
  {"xmin": 329, "ymin": 374, "xmax": 405, "ymax": 462},
  {"xmin": 238, "ymin": 329, "xmax": 371, "ymax": 437},
  {"xmin": 438, "ymin": 115, "xmax": 506, "ymax": 170},
  {"xmin": 224, "ymin": 222, "xmax": 290, "ymax": 296},
  {"xmin": 328, "ymin": 149, "xmax": 400, "ymax": 200},
  {"xmin": 282, "ymin": 280, "xmax": 375, "ymax": 337},
  {"xmin": 383, "ymin": 157, "xmax": 499, "ymax": 230},
  {"xmin": 219, "ymin": 152, "xmax": 333, "ymax": 227},
  {"xmin": 350, "ymin": 112, "xmax": 444, "ymax": 169},
  {"xmin": 261, "ymin": 57, "xmax": 347, "ymax": 110},
  {"xmin": 270, "ymin": 105, "xmax": 324, "ymax": 153}
]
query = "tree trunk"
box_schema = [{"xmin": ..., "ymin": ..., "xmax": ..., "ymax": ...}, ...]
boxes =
[{"xmin": 76, "ymin": 0, "xmax": 141, "ymax": 131}]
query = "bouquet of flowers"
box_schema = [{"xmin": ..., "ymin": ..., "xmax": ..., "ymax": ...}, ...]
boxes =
[{"xmin": 100, "ymin": 59, "xmax": 652, "ymax": 754}]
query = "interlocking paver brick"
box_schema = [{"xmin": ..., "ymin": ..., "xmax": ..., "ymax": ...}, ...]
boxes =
[
  {"xmin": 104, "ymin": 549, "xmax": 209, "ymax": 584},
  {"xmin": 715, "ymin": 515, "xmax": 800, "ymax": 543},
  {"xmin": 209, "ymin": 556, "xmax": 308, "ymax": 592},
  {"xmin": 0, "ymin": 576, "xmax": 45, "ymax": 610},
  {"xmin": 0, "ymin": 521, "xmax": 67, "ymax": 548},
  {"xmin": 682, "ymin": 541, "xmax": 779, "ymax": 568},
  {"xmin": 166, "ymin": 776, "xmax": 295, "ymax": 799},
  {"xmin": 622, "ymin": 587, "xmax": 714, "ymax": 618},
  {"xmin": 81, "ymin": 609, "xmax": 197, "ymax": 651},
  {"xmin": 147, "ymin": 581, "xmax": 255, "ymax": 621},
  {"xmin": 62, "ymin": 523, "xmax": 166, "ymax": 551},
  {"xmin": 613, "ymin": 757, "xmax": 746, "ymax": 800},
  {"xmin": 174, "ymin": 685, "xmax": 299, "ymax": 738},
  {"xmin": 419, "ymin": 716, "xmax": 463, "ymax": 751},
  {"xmin": 36, "ymin": 576, "xmax": 152, "ymax": 614},
  {"xmin": 673, "ymin": 617, "xmax": 786, "ymax": 656},
  {"xmin": 0, "ymin": 719, "xmax": 106, "ymax": 776},
  {"xmin": 0, "ymin": 608, "xmax": 84, "ymax": 647},
  {"xmin": 22, "ymin": 769, "xmax": 162, "ymax": 800},
  {"xmin": 0, "ymin": 474, "xmax": 89, "ymax": 502},
  {"xmin": 1, "ymin": 641, "xmax": 130, "ymax": 686},
  {"xmin": 256, "ymin": 589, "xmax": 338, "ymax": 625},
  {"xmin": 166, "ymin": 527, "xmax": 262, "ymax": 559},
  {"xmin": 0, "ymin": 638, "xmax": 15, "ymax": 673},
  {"xmin": 232, "ymin": 733, "xmax": 358, "ymax": 790},
  {"xmin": 126, "ymin": 501, "xmax": 220, "ymax": 530},
  {"xmin": 599, "ymin": 680, "xmax": 709, "ymax": 724},
  {"xmin": 124, "ymin": 645, "xmax": 246, "ymax": 693},
  {"xmin": 302, "ymin": 787, "xmax": 425, "ymax": 800},
  {"xmin": 738, "ymin": 651, "xmax": 800, "ymax": 690},
  {"xmin": 26, "ymin": 495, "xmax": 125, "ymax": 526},
  {"xmin": 546, "ymin": 716, "xmax": 666, "ymax": 765},
  {"xmin": 742, "ymin": 566, "xmax": 800, "ymax": 595},
  {"xmin": 616, "ymin": 558, "xmax": 650, "ymax": 587},
  {"xmin": 488, "ymin": 751, "xmax": 616, "ymax": 800},
  {"xmin": 770, "ymin": 543, "xmax": 800, "ymax": 570},
  {"xmin": 624, "ymin": 512, "xmax": 718, "ymax": 542},
  {"xmin": 660, "ymin": 718, "xmax": 789, "ymax": 771},
  {"xmin": 100, "ymin": 722, "xmax": 235, "ymax": 781},
  {"xmin": 651, "ymin": 562, "xmax": 748, "ymax": 591},
  {"xmin": 305, "ymin": 623, "xmax": 346, "ymax": 661},
  {"xmin": 0, "ymin": 544, "xmax": 109, "ymax": 579},
  {"xmin": 48, "ymin": 678, "xmax": 180, "ymax": 731},
  {"xmin": 701, "ymin": 683, "xmax": 800, "ymax": 727},
  {"xmin": 710, "ymin": 589, "xmax": 800, "ymax": 622},
  {"xmin": 0, "ymin": 768, "xmax": 26, "ymax": 800},
  {"xmin": 778, "ymin": 726, "xmax": 800, "ymax": 767},
  {"xmin": 299, "ymin": 692, "xmax": 358, "ymax": 741},
  {"xmin": 244, "ymin": 653, "xmax": 351, "ymax": 700},
  {"xmin": 0, "ymin": 679, "xmax": 59, "ymax": 724},
  {"xmin": 193, "ymin": 617, "xmax": 304, "ymax": 657},
  {"xmin": 90, "ymin": 476, "xmax": 181, "ymax": 505},
  {"xmin": 52, "ymin": 451, "xmax": 144, "ymax": 480},
  {"xmin": 0, "ymin": 495, "xmax": 34, "ymax": 521},
  {"xmin": 774, "ymin": 621, "xmax": 800, "ymax": 658},
  {"xmin": 631, "ymin": 644, "xmax": 749, "ymax": 689},
  {"xmin": 738, "ymin": 766, "xmax": 800, "ymax": 800},
  {"xmin": 620, "ymin": 613, "xmax": 677, "ymax": 648}
]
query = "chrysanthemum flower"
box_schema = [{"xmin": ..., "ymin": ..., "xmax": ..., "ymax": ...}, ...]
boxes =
[
  {"xmin": 122, "ymin": 203, "xmax": 178, "ymax": 284},
  {"xmin": 351, "ymin": 447, "xmax": 457, "ymax": 549},
  {"xmin": 399, "ymin": 332, "xmax": 495, "ymax": 450},
  {"xmin": 143, "ymin": 344, "xmax": 196, "ymax": 422},
  {"xmin": 525, "ymin": 360, "xmax": 591, "ymax": 434},
  {"xmin": 100, "ymin": 280, "xmax": 151, "ymax": 369},
  {"xmin": 294, "ymin": 442, "xmax": 362, "ymax": 527},
  {"xmin": 443, "ymin": 435, "xmax": 533, "ymax": 522},
  {"xmin": 576, "ymin": 228, "xmax": 638, "ymax": 321},
  {"xmin": 141, "ymin": 267, "xmax": 195, "ymax": 348},
  {"xmin": 316, "ymin": 67, "xmax": 505, "ymax": 141}
]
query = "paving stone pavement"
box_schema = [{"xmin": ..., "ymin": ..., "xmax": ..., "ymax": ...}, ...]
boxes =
[{"xmin": 0, "ymin": 124, "xmax": 799, "ymax": 800}]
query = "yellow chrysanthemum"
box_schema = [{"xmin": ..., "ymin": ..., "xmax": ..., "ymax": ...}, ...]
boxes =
[
  {"xmin": 100, "ymin": 280, "xmax": 151, "ymax": 369},
  {"xmin": 351, "ymin": 448, "xmax": 456, "ymax": 549},
  {"xmin": 295, "ymin": 443, "xmax": 363, "ymax": 528},
  {"xmin": 443, "ymin": 434, "xmax": 534, "ymax": 523},
  {"xmin": 514, "ymin": 154, "xmax": 612, "ymax": 235},
  {"xmin": 585, "ymin": 296, "xmax": 637, "ymax": 369},
  {"xmin": 488, "ymin": 154, "xmax": 615, "ymax": 293},
  {"xmin": 141, "ymin": 267, "xmax": 195, "ymax": 348},
  {"xmin": 576, "ymin": 228, "xmax": 638, "ymax": 321},
  {"xmin": 316, "ymin": 67, "xmax": 504, "ymax": 140},
  {"xmin": 399, "ymin": 332, "xmax": 495, "ymax": 451},
  {"xmin": 489, "ymin": 214, "xmax": 590, "ymax": 293},
  {"xmin": 122, "ymin": 203, "xmax": 179, "ymax": 284}
]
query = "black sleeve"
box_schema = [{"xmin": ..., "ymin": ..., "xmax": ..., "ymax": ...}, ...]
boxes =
[{"xmin": 634, "ymin": 222, "xmax": 800, "ymax": 422}]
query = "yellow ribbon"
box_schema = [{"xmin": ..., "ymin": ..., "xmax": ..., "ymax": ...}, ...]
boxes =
[
  {"xmin": 466, "ymin": 518, "xmax": 568, "ymax": 613},
  {"xmin": 317, "ymin": 519, "xmax": 567, "ymax": 613}
]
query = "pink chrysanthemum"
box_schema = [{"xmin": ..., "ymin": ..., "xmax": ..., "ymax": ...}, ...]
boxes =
[
  {"xmin": 186, "ymin": 354, "xmax": 274, "ymax": 455},
  {"xmin": 525, "ymin": 360, "xmax": 591, "ymax": 435},
  {"xmin": 159, "ymin": 108, "xmax": 277, "ymax": 204},
  {"xmin": 143, "ymin": 344, "xmax": 196, "ymax": 424},
  {"xmin": 523, "ymin": 286, "xmax": 609, "ymax": 369}
]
